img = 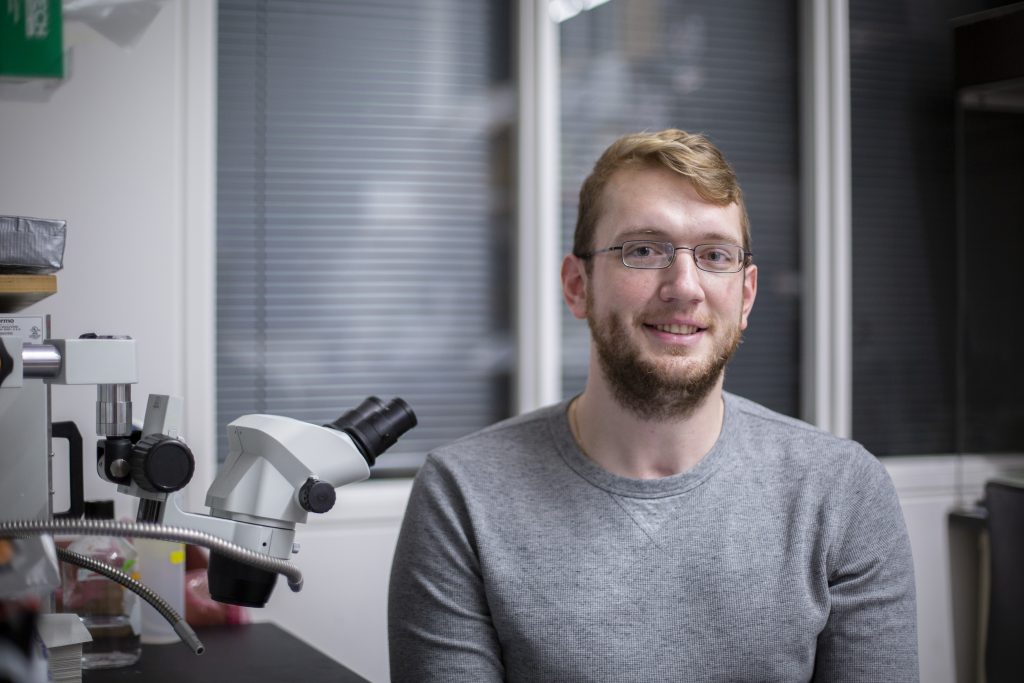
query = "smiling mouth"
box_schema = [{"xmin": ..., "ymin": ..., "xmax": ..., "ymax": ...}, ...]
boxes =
[{"xmin": 650, "ymin": 323, "xmax": 703, "ymax": 335}]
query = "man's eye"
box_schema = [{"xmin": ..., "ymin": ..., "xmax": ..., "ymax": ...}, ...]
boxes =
[
  {"xmin": 699, "ymin": 247, "xmax": 735, "ymax": 263},
  {"xmin": 624, "ymin": 242, "xmax": 667, "ymax": 258}
]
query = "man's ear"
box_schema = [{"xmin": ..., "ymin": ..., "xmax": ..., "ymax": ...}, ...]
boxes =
[
  {"xmin": 561, "ymin": 254, "xmax": 588, "ymax": 320},
  {"xmin": 740, "ymin": 263, "xmax": 757, "ymax": 330}
]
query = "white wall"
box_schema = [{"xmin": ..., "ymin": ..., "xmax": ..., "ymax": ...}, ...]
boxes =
[
  {"xmin": 0, "ymin": 0, "xmax": 216, "ymax": 514},
  {"xmin": 2, "ymin": 3, "xmax": 1021, "ymax": 683}
]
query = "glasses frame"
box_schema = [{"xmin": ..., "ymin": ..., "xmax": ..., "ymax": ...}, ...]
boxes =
[{"xmin": 578, "ymin": 240, "xmax": 754, "ymax": 273}]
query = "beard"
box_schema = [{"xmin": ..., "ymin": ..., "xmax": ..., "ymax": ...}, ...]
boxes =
[{"xmin": 587, "ymin": 305, "xmax": 742, "ymax": 421}]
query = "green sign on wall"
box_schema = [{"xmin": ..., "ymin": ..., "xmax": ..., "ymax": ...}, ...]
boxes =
[{"xmin": 0, "ymin": 0, "xmax": 63, "ymax": 79}]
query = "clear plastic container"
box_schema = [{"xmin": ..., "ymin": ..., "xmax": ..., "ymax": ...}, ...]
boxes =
[
  {"xmin": 61, "ymin": 500, "xmax": 142, "ymax": 669},
  {"xmin": 134, "ymin": 537, "xmax": 185, "ymax": 643}
]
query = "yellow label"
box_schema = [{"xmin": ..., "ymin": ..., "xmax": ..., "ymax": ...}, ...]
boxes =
[{"xmin": 169, "ymin": 548, "xmax": 185, "ymax": 565}]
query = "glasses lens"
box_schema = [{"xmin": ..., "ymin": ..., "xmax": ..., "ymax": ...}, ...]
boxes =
[
  {"xmin": 694, "ymin": 244, "xmax": 743, "ymax": 272},
  {"xmin": 621, "ymin": 241, "xmax": 672, "ymax": 268}
]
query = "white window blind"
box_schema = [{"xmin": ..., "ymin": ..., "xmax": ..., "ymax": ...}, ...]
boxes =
[{"xmin": 217, "ymin": 0, "xmax": 514, "ymax": 473}]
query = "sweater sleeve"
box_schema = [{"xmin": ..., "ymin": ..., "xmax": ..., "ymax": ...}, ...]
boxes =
[
  {"xmin": 813, "ymin": 452, "xmax": 919, "ymax": 682},
  {"xmin": 387, "ymin": 455, "xmax": 505, "ymax": 682}
]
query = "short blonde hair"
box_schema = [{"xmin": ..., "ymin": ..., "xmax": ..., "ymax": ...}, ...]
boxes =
[{"xmin": 572, "ymin": 129, "xmax": 750, "ymax": 259}]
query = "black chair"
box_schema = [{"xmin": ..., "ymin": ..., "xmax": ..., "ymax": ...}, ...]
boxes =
[{"xmin": 984, "ymin": 479, "xmax": 1024, "ymax": 683}]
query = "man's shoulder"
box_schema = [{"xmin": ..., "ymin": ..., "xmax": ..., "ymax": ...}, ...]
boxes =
[
  {"xmin": 723, "ymin": 394, "xmax": 900, "ymax": 519},
  {"xmin": 444, "ymin": 402, "xmax": 561, "ymax": 447},
  {"xmin": 724, "ymin": 392, "xmax": 882, "ymax": 471},
  {"xmin": 426, "ymin": 402, "xmax": 566, "ymax": 470},
  {"xmin": 727, "ymin": 392, "xmax": 848, "ymax": 443}
]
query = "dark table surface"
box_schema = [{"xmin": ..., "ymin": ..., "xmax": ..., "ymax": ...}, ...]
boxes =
[{"xmin": 82, "ymin": 622, "xmax": 369, "ymax": 682}]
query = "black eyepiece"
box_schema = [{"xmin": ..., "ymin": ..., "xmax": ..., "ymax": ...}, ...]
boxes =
[{"xmin": 325, "ymin": 396, "xmax": 417, "ymax": 466}]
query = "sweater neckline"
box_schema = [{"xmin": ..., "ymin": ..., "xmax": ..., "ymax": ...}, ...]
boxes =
[{"xmin": 550, "ymin": 393, "xmax": 738, "ymax": 498}]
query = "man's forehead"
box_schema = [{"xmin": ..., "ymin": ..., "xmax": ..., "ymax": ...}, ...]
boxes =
[{"xmin": 595, "ymin": 169, "xmax": 744, "ymax": 245}]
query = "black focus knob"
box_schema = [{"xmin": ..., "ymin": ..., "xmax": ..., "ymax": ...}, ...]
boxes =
[
  {"xmin": 298, "ymin": 477, "xmax": 336, "ymax": 514},
  {"xmin": 130, "ymin": 433, "xmax": 195, "ymax": 493}
]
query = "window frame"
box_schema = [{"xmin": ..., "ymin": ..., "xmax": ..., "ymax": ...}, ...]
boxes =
[
  {"xmin": 799, "ymin": 0, "xmax": 852, "ymax": 435},
  {"xmin": 186, "ymin": 0, "xmax": 962, "ymax": 490},
  {"xmin": 520, "ymin": 0, "xmax": 847, "ymax": 429}
]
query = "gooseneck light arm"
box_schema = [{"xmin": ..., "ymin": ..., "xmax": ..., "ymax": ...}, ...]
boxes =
[{"xmin": 0, "ymin": 518, "xmax": 304, "ymax": 592}]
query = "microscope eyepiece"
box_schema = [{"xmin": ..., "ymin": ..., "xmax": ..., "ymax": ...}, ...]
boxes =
[{"xmin": 325, "ymin": 396, "xmax": 417, "ymax": 466}]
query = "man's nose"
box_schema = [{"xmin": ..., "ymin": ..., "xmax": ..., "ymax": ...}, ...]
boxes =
[{"xmin": 658, "ymin": 251, "xmax": 706, "ymax": 303}]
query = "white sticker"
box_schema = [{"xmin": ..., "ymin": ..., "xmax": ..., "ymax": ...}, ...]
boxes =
[{"xmin": 0, "ymin": 316, "xmax": 45, "ymax": 340}]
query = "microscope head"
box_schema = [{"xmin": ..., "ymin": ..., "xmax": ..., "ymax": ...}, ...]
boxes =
[
  {"xmin": 205, "ymin": 397, "xmax": 416, "ymax": 526},
  {"xmin": 203, "ymin": 397, "xmax": 416, "ymax": 606}
]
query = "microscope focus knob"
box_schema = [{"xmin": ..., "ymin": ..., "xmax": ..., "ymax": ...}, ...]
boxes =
[
  {"xmin": 130, "ymin": 433, "xmax": 195, "ymax": 493},
  {"xmin": 298, "ymin": 477, "xmax": 336, "ymax": 514}
]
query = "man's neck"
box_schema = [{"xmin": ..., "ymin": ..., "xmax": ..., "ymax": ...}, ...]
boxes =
[{"xmin": 570, "ymin": 379, "xmax": 726, "ymax": 479}]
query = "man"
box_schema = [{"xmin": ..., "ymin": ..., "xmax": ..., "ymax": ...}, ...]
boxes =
[{"xmin": 388, "ymin": 129, "xmax": 918, "ymax": 682}]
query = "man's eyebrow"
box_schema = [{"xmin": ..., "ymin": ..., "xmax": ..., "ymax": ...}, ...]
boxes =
[
  {"xmin": 611, "ymin": 227, "xmax": 667, "ymax": 241},
  {"xmin": 696, "ymin": 231, "xmax": 743, "ymax": 245},
  {"xmin": 610, "ymin": 227, "xmax": 741, "ymax": 244}
]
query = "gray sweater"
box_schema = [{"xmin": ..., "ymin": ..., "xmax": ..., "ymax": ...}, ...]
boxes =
[{"xmin": 388, "ymin": 393, "xmax": 918, "ymax": 682}]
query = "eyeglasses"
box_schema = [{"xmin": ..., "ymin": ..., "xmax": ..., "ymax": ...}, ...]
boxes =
[{"xmin": 578, "ymin": 240, "xmax": 752, "ymax": 273}]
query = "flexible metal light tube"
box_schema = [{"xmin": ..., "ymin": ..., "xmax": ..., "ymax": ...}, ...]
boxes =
[{"xmin": 0, "ymin": 519, "xmax": 304, "ymax": 593}]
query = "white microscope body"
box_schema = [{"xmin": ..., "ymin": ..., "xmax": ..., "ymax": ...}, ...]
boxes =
[
  {"xmin": 1, "ymin": 333, "xmax": 416, "ymax": 608},
  {"xmin": 124, "ymin": 394, "xmax": 416, "ymax": 606}
]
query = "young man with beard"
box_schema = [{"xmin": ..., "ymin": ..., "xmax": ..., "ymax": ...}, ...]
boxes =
[{"xmin": 388, "ymin": 130, "xmax": 919, "ymax": 682}]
